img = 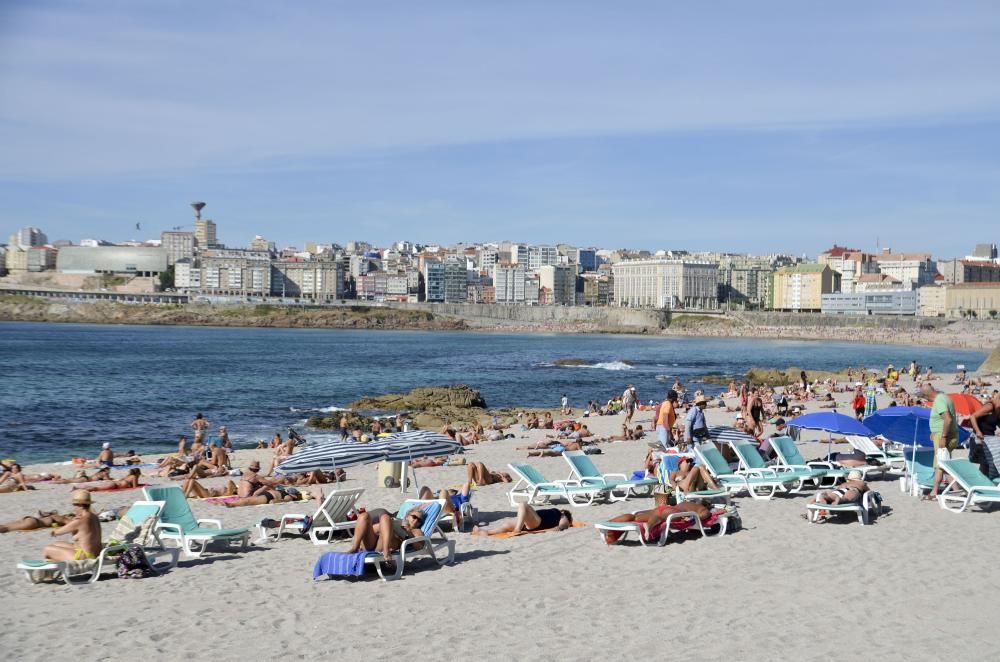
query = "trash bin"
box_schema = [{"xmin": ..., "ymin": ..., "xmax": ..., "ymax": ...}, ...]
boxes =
[{"xmin": 377, "ymin": 460, "xmax": 405, "ymax": 488}]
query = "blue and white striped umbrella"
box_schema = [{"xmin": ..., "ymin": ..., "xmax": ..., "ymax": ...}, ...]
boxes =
[
  {"xmin": 275, "ymin": 442, "xmax": 387, "ymax": 475},
  {"xmin": 706, "ymin": 426, "xmax": 759, "ymax": 446},
  {"xmin": 369, "ymin": 430, "xmax": 464, "ymax": 462}
]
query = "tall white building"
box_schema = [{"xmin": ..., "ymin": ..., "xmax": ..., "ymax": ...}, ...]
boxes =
[
  {"xmin": 612, "ymin": 259, "xmax": 719, "ymax": 309},
  {"xmin": 493, "ymin": 264, "xmax": 540, "ymax": 303},
  {"xmin": 160, "ymin": 231, "xmax": 195, "ymax": 265},
  {"xmin": 527, "ymin": 245, "xmax": 559, "ymax": 271},
  {"xmin": 874, "ymin": 250, "xmax": 937, "ymax": 289}
]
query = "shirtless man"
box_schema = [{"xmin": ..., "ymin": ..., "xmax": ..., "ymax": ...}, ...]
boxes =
[
  {"xmin": 191, "ymin": 413, "xmax": 210, "ymax": 443},
  {"xmin": 194, "ymin": 443, "xmax": 230, "ymax": 477},
  {"xmin": 77, "ymin": 467, "xmax": 141, "ymax": 492},
  {"xmin": 96, "ymin": 442, "xmax": 115, "ymax": 467},
  {"xmin": 182, "ymin": 475, "xmax": 238, "ymax": 499},
  {"xmin": 42, "ymin": 490, "xmax": 102, "ymax": 562},
  {"xmin": 808, "ymin": 470, "xmax": 868, "ymax": 511},
  {"xmin": 339, "ymin": 415, "xmax": 350, "ymax": 441},
  {"xmin": 0, "ymin": 510, "xmax": 74, "ymax": 533}
]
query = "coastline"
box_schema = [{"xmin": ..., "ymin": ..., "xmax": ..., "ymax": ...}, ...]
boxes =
[{"xmin": 2, "ymin": 296, "xmax": 998, "ymax": 351}]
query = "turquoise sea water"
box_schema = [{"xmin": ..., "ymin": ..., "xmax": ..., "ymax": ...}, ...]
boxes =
[{"xmin": 0, "ymin": 321, "xmax": 986, "ymax": 463}]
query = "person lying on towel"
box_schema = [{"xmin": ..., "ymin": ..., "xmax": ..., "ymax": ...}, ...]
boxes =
[
  {"xmin": 76, "ymin": 467, "xmax": 141, "ymax": 492},
  {"xmin": 470, "ymin": 503, "xmax": 573, "ymax": 537}
]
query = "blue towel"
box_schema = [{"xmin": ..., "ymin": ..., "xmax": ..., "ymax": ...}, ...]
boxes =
[
  {"xmin": 630, "ymin": 470, "xmax": 646, "ymax": 481},
  {"xmin": 313, "ymin": 551, "xmax": 368, "ymax": 578},
  {"xmin": 660, "ymin": 455, "xmax": 682, "ymax": 475}
]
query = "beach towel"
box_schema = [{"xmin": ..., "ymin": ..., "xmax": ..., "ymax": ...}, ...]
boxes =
[
  {"xmin": 488, "ymin": 521, "xmax": 587, "ymax": 539},
  {"xmin": 313, "ymin": 551, "xmax": 368, "ymax": 578}
]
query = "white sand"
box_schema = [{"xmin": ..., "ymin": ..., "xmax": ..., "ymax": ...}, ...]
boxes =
[{"xmin": 2, "ymin": 374, "xmax": 998, "ymax": 661}]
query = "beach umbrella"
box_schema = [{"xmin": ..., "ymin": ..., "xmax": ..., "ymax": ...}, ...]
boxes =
[
  {"xmin": 787, "ymin": 411, "xmax": 874, "ymax": 458},
  {"xmin": 863, "ymin": 406, "xmax": 972, "ymax": 496},
  {"xmin": 369, "ymin": 430, "xmax": 464, "ymax": 493},
  {"xmin": 274, "ymin": 441, "xmax": 387, "ymax": 477},
  {"xmin": 948, "ymin": 394, "xmax": 983, "ymax": 417}
]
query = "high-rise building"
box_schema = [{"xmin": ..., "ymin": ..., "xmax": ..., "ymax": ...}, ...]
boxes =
[
  {"xmin": 612, "ymin": 259, "xmax": 718, "ymax": 309},
  {"xmin": 9, "ymin": 226, "xmax": 47, "ymax": 249},
  {"xmin": 537, "ymin": 264, "xmax": 576, "ymax": 305},
  {"xmin": 423, "ymin": 259, "xmax": 468, "ymax": 303},
  {"xmin": 971, "ymin": 243, "xmax": 998, "ymax": 260},
  {"xmin": 271, "ymin": 260, "xmax": 344, "ymax": 300},
  {"xmin": 160, "ymin": 231, "xmax": 195, "ymax": 265},
  {"xmin": 874, "ymin": 249, "xmax": 936, "ymax": 289},
  {"xmin": 194, "ymin": 219, "xmax": 217, "ymax": 248},
  {"xmin": 936, "ymin": 259, "xmax": 1000, "ymax": 284},
  {"xmin": 527, "ymin": 245, "xmax": 559, "ymax": 271},
  {"xmin": 199, "ymin": 249, "xmax": 271, "ymax": 295},
  {"xmin": 771, "ymin": 264, "xmax": 839, "ymax": 311},
  {"xmin": 817, "ymin": 246, "xmax": 878, "ymax": 293}
]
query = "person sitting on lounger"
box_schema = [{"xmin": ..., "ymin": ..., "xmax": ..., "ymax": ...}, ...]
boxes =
[
  {"xmin": 471, "ymin": 503, "xmax": 573, "ymax": 537},
  {"xmin": 417, "ymin": 482, "xmax": 472, "ymax": 527},
  {"xmin": 42, "ymin": 490, "xmax": 102, "ymax": 561},
  {"xmin": 0, "ymin": 510, "xmax": 74, "ymax": 533},
  {"xmin": 808, "ymin": 470, "xmax": 868, "ymax": 509},
  {"xmin": 670, "ymin": 456, "xmax": 720, "ymax": 492},
  {"xmin": 466, "ymin": 462, "xmax": 511, "ymax": 485},
  {"xmin": 599, "ymin": 499, "xmax": 713, "ymax": 544},
  {"xmin": 346, "ymin": 505, "xmax": 428, "ymax": 558},
  {"xmin": 182, "ymin": 475, "xmax": 239, "ymax": 499},
  {"xmin": 76, "ymin": 467, "xmax": 142, "ymax": 492}
]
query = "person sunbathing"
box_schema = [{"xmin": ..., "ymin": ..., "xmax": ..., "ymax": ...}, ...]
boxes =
[
  {"xmin": 670, "ymin": 457, "xmax": 720, "ymax": 492},
  {"xmin": 223, "ymin": 485, "xmax": 319, "ymax": 507},
  {"xmin": 808, "ymin": 471, "xmax": 867, "ymax": 511},
  {"xmin": 417, "ymin": 482, "xmax": 472, "ymax": 527},
  {"xmin": 471, "ymin": 503, "xmax": 572, "ymax": 536},
  {"xmin": 76, "ymin": 467, "xmax": 142, "ymax": 492},
  {"xmin": 466, "ymin": 462, "xmax": 511, "ymax": 485},
  {"xmin": 526, "ymin": 440, "xmax": 583, "ymax": 457},
  {"xmin": 0, "ymin": 464, "xmax": 37, "ymax": 491},
  {"xmin": 287, "ymin": 469, "xmax": 345, "ymax": 485},
  {"xmin": 42, "ymin": 490, "xmax": 102, "ymax": 562},
  {"xmin": 50, "ymin": 467, "xmax": 112, "ymax": 484},
  {"xmin": 599, "ymin": 499, "xmax": 713, "ymax": 544},
  {"xmin": 182, "ymin": 476, "xmax": 239, "ymax": 499},
  {"xmin": 0, "ymin": 510, "xmax": 75, "ymax": 533},
  {"xmin": 346, "ymin": 505, "xmax": 428, "ymax": 558}
]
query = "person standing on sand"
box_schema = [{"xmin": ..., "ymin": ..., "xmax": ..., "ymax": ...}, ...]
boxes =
[
  {"xmin": 622, "ymin": 385, "xmax": 637, "ymax": 426},
  {"xmin": 684, "ymin": 395, "xmax": 710, "ymax": 446},
  {"xmin": 561, "ymin": 394, "xmax": 569, "ymax": 415},
  {"xmin": 191, "ymin": 413, "xmax": 210, "ymax": 443},
  {"xmin": 924, "ymin": 383, "xmax": 958, "ymax": 500},
  {"xmin": 655, "ymin": 390, "xmax": 679, "ymax": 447},
  {"xmin": 339, "ymin": 414, "xmax": 349, "ymax": 441}
]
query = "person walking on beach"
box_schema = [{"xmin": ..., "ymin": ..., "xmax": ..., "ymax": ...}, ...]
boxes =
[
  {"xmin": 191, "ymin": 413, "xmax": 210, "ymax": 443},
  {"xmin": 560, "ymin": 394, "xmax": 570, "ymax": 415},
  {"xmin": 924, "ymin": 383, "xmax": 958, "ymax": 500},
  {"xmin": 339, "ymin": 414, "xmax": 349, "ymax": 441},
  {"xmin": 622, "ymin": 385, "xmax": 637, "ymax": 426},
  {"xmin": 684, "ymin": 395, "xmax": 710, "ymax": 447},
  {"xmin": 655, "ymin": 390, "xmax": 679, "ymax": 447}
]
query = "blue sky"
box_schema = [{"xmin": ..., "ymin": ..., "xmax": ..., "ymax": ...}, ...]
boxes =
[{"xmin": 1, "ymin": 1, "xmax": 998, "ymax": 256}]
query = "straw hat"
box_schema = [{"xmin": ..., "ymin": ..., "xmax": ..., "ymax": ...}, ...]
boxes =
[
  {"xmin": 71, "ymin": 489, "xmax": 92, "ymax": 506},
  {"xmin": 694, "ymin": 394, "xmax": 708, "ymax": 405},
  {"xmin": 847, "ymin": 470, "xmax": 863, "ymax": 481}
]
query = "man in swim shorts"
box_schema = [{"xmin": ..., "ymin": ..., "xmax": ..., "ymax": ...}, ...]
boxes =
[{"xmin": 42, "ymin": 490, "xmax": 102, "ymax": 561}]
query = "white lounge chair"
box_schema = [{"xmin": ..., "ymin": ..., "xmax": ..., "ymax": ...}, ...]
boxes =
[
  {"xmin": 507, "ymin": 463, "xmax": 612, "ymax": 508},
  {"xmin": 594, "ymin": 506, "xmax": 730, "ymax": 546},
  {"xmin": 695, "ymin": 443, "xmax": 799, "ymax": 500},
  {"xmin": 769, "ymin": 436, "xmax": 846, "ymax": 488},
  {"xmin": 17, "ymin": 500, "xmax": 179, "ymax": 585},
  {"xmin": 937, "ymin": 458, "xmax": 1000, "ymax": 513},
  {"xmin": 806, "ymin": 490, "xmax": 881, "ymax": 525},
  {"xmin": 260, "ymin": 487, "xmax": 365, "ymax": 544},
  {"xmin": 562, "ymin": 450, "xmax": 656, "ymax": 501},
  {"xmin": 845, "ymin": 435, "xmax": 905, "ymax": 473}
]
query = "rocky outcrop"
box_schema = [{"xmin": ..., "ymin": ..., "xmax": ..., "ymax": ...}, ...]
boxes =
[{"xmin": 350, "ymin": 385, "xmax": 487, "ymax": 411}]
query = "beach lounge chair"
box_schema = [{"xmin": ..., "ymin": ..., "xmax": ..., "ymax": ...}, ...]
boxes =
[
  {"xmin": 562, "ymin": 450, "xmax": 657, "ymax": 501},
  {"xmin": 901, "ymin": 450, "xmax": 938, "ymax": 496},
  {"xmin": 845, "ymin": 435, "xmax": 905, "ymax": 473},
  {"xmin": 655, "ymin": 457, "xmax": 731, "ymax": 505},
  {"xmin": 694, "ymin": 443, "xmax": 799, "ymax": 500},
  {"xmin": 259, "ymin": 487, "xmax": 365, "ymax": 544},
  {"xmin": 728, "ymin": 440, "xmax": 816, "ymax": 492},
  {"xmin": 770, "ymin": 436, "xmax": 847, "ymax": 488},
  {"xmin": 936, "ymin": 458, "xmax": 1000, "ymax": 513},
  {"xmin": 507, "ymin": 463, "xmax": 612, "ymax": 508},
  {"xmin": 17, "ymin": 500, "xmax": 180, "ymax": 585},
  {"xmin": 143, "ymin": 485, "xmax": 250, "ymax": 558},
  {"xmin": 806, "ymin": 490, "xmax": 881, "ymax": 525},
  {"xmin": 314, "ymin": 499, "xmax": 456, "ymax": 582},
  {"xmin": 593, "ymin": 507, "xmax": 730, "ymax": 546}
]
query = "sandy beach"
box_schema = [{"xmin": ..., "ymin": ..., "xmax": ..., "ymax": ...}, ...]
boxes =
[{"xmin": 2, "ymin": 371, "xmax": 998, "ymax": 662}]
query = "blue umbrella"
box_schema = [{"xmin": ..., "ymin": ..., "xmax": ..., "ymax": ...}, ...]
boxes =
[
  {"xmin": 864, "ymin": 406, "xmax": 971, "ymax": 496},
  {"xmin": 788, "ymin": 411, "xmax": 874, "ymax": 458}
]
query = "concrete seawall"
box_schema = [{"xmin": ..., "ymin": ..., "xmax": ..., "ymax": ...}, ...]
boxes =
[
  {"xmin": 737, "ymin": 311, "xmax": 950, "ymax": 330},
  {"xmin": 387, "ymin": 302, "xmax": 671, "ymax": 330}
]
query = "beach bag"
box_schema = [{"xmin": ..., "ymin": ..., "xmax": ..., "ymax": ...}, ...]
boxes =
[{"xmin": 116, "ymin": 544, "xmax": 155, "ymax": 579}]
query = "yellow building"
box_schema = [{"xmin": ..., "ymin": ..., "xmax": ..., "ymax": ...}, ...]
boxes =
[
  {"xmin": 944, "ymin": 283, "xmax": 1000, "ymax": 319},
  {"xmin": 771, "ymin": 264, "xmax": 838, "ymax": 312}
]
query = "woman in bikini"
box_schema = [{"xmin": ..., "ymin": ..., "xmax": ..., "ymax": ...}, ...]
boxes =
[
  {"xmin": 347, "ymin": 506, "xmax": 428, "ymax": 558},
  {"xmin": 50, "ymin": 467, "xmax": 112, "ymax": 484},
  {"xmin": 599, "ymin": 499, "xmax": 713, "ymax": 544},
  {"xmin": 471, "ymin": 503, "xmax": 573, "ymax": 536},
  {"xmin": 182, "ymin": 475, "xmax": 239, "ymax": 499},
  {"xmin": 669, "ymin": 456, "xmax": 720, "ymax": 493},
  {"xmin": 76, "ymin": 467, "xmax": 141, "ymax": 492},
  {"xmin": 0, "ymin": 511, "xmax": 74, "ymax": 533},
  {"xmin": 222, "ymin": 485, "xmax": 320, "ymax": 508},
  {"xmin": 466, "ymin": 462, "xmax": 511, "ymax": 485}
]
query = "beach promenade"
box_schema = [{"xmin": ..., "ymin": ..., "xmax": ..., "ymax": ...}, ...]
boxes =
[{"xmin": 1, "ymin": 372, "xmax": 997, "ymax": 661}]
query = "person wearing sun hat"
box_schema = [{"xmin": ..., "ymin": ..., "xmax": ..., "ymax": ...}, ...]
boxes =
[
  {"xmin": 41, "ymin": 490, "xmax": 102, "ymax": 562},
  {"xmin": 683, "ymin": 394, "xmax": 710, "ymax": 447}
]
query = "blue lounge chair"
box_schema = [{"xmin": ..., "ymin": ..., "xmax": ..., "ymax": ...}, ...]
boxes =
[
  {"xmin": 694, "ymin": 443, "xmax": 799, "ymax": 500},
  {"xmin": 562, "ymin": 450, "xmax": 656, "ymax": 501},
  {"xmin": 508, "ymin": 463, "xmax": 612, "ymax": 508},
  {"xmin": 937, "ymin": 458, "xmax": 1000, "ymax": 513},
  {"xmin": 767, "ymin": 437, "xmax": 847, "ymax": 488}
]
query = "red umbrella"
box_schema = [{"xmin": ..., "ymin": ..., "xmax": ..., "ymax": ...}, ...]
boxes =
[{"xmin": 948, "ymin": 393, "xmax": 983, "ymax": 417}]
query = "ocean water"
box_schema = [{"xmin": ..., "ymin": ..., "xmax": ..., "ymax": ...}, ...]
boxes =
[{"xmin": 0, "ymin": 321, "xmax": 987, "ymax": 463}]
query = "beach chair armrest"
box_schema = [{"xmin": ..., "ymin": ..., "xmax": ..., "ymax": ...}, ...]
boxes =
[
  {"xmin": 546, "ymin": 479, "xmax": 582, "ymax": 488},
  {"xmin": 601, "ymin": 473, "xmax": 629, "ymax": 481},
  {"xmin": 155, "ymin": 522, "xmax": 183, "ymax": 535},
  {"xmin": 196, "ymin": 519, "xmax": 223, "ymax": 529},
  {"xmin": 737, "ymin": 468, "xmax": 778, "ymax": 478},
  {"xmin": 279, "ymin": 513, "xmax": 307, "ymax": 525},
  {"xmin": 806, "ymin": 461, "xmax": 835, "ymax": 470}
]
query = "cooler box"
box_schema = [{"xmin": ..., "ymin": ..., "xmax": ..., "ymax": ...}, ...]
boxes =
[{"xmin": 377, "ymin": 461, "xmax": 403, "ymax": 488}]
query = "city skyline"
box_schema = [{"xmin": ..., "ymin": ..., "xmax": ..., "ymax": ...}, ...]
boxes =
[{"xmin": 2, "ymin": 2, "xmax": 999, "ymax": 255}]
